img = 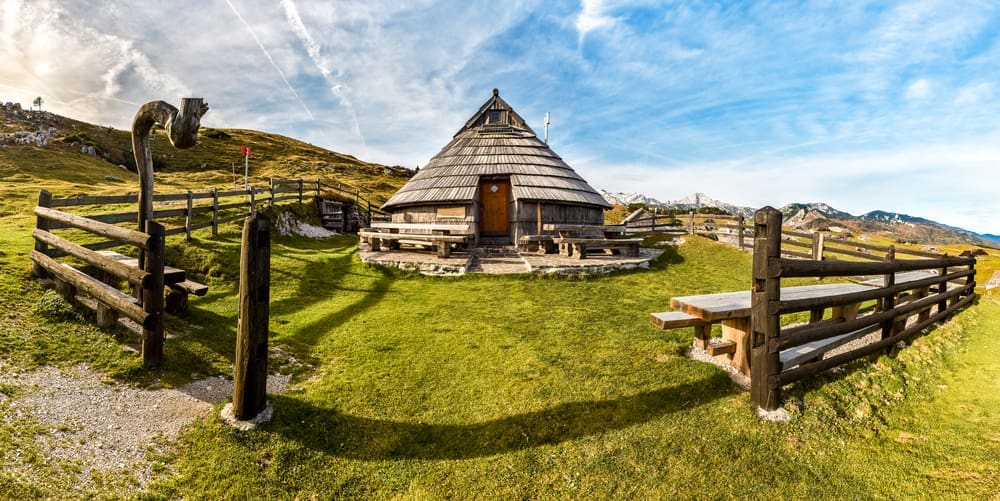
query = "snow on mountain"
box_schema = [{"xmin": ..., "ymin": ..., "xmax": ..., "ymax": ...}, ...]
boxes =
[{"xmin": 600, "ymin": 190, "xmax": 662, "ymax": 206}]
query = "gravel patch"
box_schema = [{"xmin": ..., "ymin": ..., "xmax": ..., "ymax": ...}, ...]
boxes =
[{"xmin": 0, "ymin": 362, "xmax": 289, "ymax": 491}]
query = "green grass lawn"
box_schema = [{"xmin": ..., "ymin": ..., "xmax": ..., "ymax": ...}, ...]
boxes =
[{"xmin": 1, "ymin": 205, "xmax": 997, "ymax": 499}]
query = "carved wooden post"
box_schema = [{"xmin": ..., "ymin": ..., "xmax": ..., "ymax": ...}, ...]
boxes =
[
  {"xmin": 32, "ymin": 190, "xmax": 52, "ymax": 278},
  {"xmin": 142, "ymin": 221, "xmax": 166, "ymax": 367},
  {"xmin": 751, "ymin": 206, "xmax": 782, "ymax": 411},
  {"xmin": 132, "ymin": 98, "xmax": 209, "ymax": 236},
  {"xmin": 233, "ymin": 212, "xmax": 270, "ymax": 420}
]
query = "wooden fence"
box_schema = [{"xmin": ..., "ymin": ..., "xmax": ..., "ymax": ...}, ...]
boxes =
[
  {"xmin": 31, "ymin": 189, "xmax": 167, "ymax": 366},
  {"xmin": 749, "ymin": 207, "xmax": 977, "ymax": 411},
  {"xmin": 28, "ymin": 177, "xmax": 384, "ymax": 364},
  {"xmin": 625, "ymin": 211, "xmax": 947, "ymax": 262},
  {"xmin": 39, "ymin": 178, "xmax": 386, "ymax": 244}
]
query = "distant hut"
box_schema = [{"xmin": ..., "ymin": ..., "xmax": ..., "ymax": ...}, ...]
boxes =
[{"xmin": 381, "ymin": 88, "xmax": 611, "ymax": 244}]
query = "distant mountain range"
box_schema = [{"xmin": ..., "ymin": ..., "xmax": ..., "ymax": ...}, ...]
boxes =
[{"xmin": 600, "ymin": 191, "xmax": 999, "ymax": 248}]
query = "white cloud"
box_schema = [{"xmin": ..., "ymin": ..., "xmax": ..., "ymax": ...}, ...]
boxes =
[
  {"xmin": 576, "ymin": 0, "xmax": 618, "ymax": 43},
  {"xmin": 905, "ymin": 78, "xmax": 933, "ymax": 100},
  {"xmin": 954, "ymin": 82, "xmax": 993, "ymax": 106}
]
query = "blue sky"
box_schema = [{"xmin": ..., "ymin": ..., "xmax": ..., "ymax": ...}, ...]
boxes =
[{"xmin": 2, "ymin": 0, "xmax": 999, "ymax": 234}]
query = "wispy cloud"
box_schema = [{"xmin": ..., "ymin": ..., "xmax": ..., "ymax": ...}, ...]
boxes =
[
  {"xmin": 575, "ymin": 0, "xmax": 618, "ymax": 45},
  {"xmin": 223, "ymin": 0, "xmax": 313, "ymax": 119},
  {"xmin": 278, "ymin": 0, "xmax": 365, "ymax": 151}
]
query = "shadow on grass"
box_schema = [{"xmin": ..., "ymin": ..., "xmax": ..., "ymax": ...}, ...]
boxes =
[{"xmin": 270, "ymin": 372, "xmax": 733, "ymax": 460}]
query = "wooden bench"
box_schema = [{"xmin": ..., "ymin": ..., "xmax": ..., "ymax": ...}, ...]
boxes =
[
  {"xmin": 359, "ymin": 224, "xmax": 471, "ymax": 258},
  {"xmin": 650, "ymin": 311, "xmax": 735, "ymax": 355},
  {"xmin": 517, "ymin": 234, "xmax": 555, "ymax": 254},
  {"xmin": 97, "ymin": 250, "xmax": 208, "ymax": 315},
  {"xmin": 552, "ymin": 237, "xmax": 643, "ymax": 259},
  {"xmin": 778, "ymin": 324, "xmax": 881, "ymax": 369}
]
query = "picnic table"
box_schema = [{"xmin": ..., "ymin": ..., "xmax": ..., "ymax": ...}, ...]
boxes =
[
  {"xmin": 658, "ymin": 283, "xmax": 874, "ymax": 375},
  {"xmin": 359, "ymin": 222, "xmax": 472, "ymax": 258},
  {"xmin": 98, "ymin": 251, "xmax": 208, "ymax": 314},
  {"xmin": 537, "ymin": 223, "xmax": 642, "ymax": 259}
]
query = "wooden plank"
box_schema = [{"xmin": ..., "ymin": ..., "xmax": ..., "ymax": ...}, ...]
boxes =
[
  {"xmin": 30, "ymin": 250, "xmax": 148, "ymax": 327},
  {"xmin": 778, "ymin": 324, "xmax": 880, "ymax": 369},
  {"xmin": 706, "ymin": 340, "xmax": 736, "ymax": 356},
  {"xmin": 49, "ymin": 194, "xmax": 136, "ymax": 207},
  {"xmin": 35, "ymin": 206, "xmax": 151, "ymax": 250},
  {"xmin": 32, "ymin": 229, "xmax": 150, "ymax": 287},
  {"xmin": 97, "ymin": 250, "xmax": 186, "ymax": 284},
  {"xmin": 721, "ymin": 317, "xmax": 751, "ymax": 375},
  {"xmin": 168, "ymin": 280, "xmax": 209, "ymax": 296},
  {"xmin": 649, "ymin": 311, "xmax": 706, "ymax": 329},
  {"xmin": 774, "ymin": 255, "xmax": 975, "ymax": 278}
]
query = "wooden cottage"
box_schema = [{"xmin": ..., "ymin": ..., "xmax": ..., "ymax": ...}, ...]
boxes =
[{"xmin": 381, "ymin": 89, "xmax": 611, "ymax": 244}]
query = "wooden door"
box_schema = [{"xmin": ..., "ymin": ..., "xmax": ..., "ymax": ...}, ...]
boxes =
[{"xmin": 479, "ymin": 180, "xmax": 510, "ymax": 235}]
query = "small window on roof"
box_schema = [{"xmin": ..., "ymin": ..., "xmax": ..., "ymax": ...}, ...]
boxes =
[{"xmin": 488, "ymin": 111, "xmax": 502, "ymax": 123}]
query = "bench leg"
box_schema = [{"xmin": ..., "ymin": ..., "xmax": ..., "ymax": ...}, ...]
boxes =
[
  {"xmin": 96, "ymin": 303, "xmax": 118, "ymax": 328},
  {"xmin": 437, "ymin": 241, "xmax": 451, "ymax": 258},
  {"xmin": 165, "ymin": 289, "xmax": 188, "ymax": 315},
  {"xmin": 573, "ymin": 243, "xmax": 586, "ymax": 260},
  {"xmin": 721, "ymin": 318, "xmax": 751, "ymax": 376},
  {"xmin": 693, "ymin": 323, "xmax": 711, "ymax": 350}
]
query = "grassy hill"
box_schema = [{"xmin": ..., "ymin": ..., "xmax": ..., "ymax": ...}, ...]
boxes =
[
  {"xmin": 0, "ymin": 107, "xmax": 997, "ymax": 498},
  {"xmin": 0, "ymin": 106, "xmax": 410, "ymax": 206}
]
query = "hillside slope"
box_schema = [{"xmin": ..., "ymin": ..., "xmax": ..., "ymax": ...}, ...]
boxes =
[{"xmin": 0, "ymin": 104, "xmax": 410, "ymax": 206}]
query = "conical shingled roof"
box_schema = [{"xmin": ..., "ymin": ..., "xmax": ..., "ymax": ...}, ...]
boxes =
[{"xmin": 382, "ymin": 89, "xmax": 611, "ymax": 210}]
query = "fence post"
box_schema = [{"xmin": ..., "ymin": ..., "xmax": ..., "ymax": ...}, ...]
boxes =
[
  {"xmin": 211, "ymin": 188, "xmax": 219, "ymax": 236},
  {"xmin": 355, "ymin": 189, "xmax": 360, "ymax": 205},
  {"xmin": 184, "ymin": 189, "xmax": 193, "ymax": 241},
  {"xmin": 142, "ymin": 221, "xmax": 166, "ymax": 367},
  {"xmin": 750, "ymin": 206, "xmax": 782, "ymax": 411},
  {"xmin": 233, "ymin": 212, "xmax": 270, "ymax": 420},
  {"xmin": 810, "ymin": 232, "xmax": 824, "ymax": 260},
  {"xmin": 737, "ymin": 214, "xmax": 745, "ymax": 251},
  {"xmin": 249, "ymin": 187, "xmax": 256, "ymax": 214},
  {"xmin": 269, "ymin": 178, "xmax": 276, "ymax": 207},
  {"xmin": 315, "ymin": 179, "xmax": 321, "ymax": 198},
  {"xmin": 880, "ymin": 246, "xmax": 896, "ymax": 344},
  {"xmin": 297, "ymin": 178, "xmax": 303, "ymax": 203},
  {"xmin": 32, "ymin": 190, "xmax": 52, "ymax": 278},
  {"xmin": 689, "ymin": 212, "xmax": 695, "ymax": 235}
]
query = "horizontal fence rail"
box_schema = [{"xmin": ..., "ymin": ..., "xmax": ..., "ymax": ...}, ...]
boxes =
[
  {"xmin": 749, "ymin": 206, "xmax": 977, "ymax": 411},
  {"xmin": 31, "ymin": 189, "xmax": 167, "ymax": 366},
  {"xmin": 623, "ymin": 210, "xmax": 950, "ymax": 263},
  {"xmin": 39, "ymin": 178, "xmax": 386, "ymax": 240}
]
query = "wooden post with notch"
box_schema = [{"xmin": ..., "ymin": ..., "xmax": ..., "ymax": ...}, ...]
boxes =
[
  {"xmin": 211, "ymin": 188, "xmax": 219, "ymax": 236},
  {"xmin": 737, "ymin": 214, "xmax": 745, "ymax": 251},
  {"xmin": 33, "ymin": 190, "xmax": 52, "ymax": 278},
  {"xmin": 880, "ymin": 246, "xmax": 896, "ymax": 346},
  {"xmin": 184, "ymin": 189, "xmax": 193, "ymax": 241},
  {"xmin": 750, "ymin": 206, "xmax": 782, "ymax": 411},
  {"xmin": 233, "ymin": 212, "xmax": 271, "ymax": 420},
  {"xmin": 142, "ymin": 221, "xmax": 166, "ymax": 367},
  {"xmin": 811, "ymin": 232, "xmax": 824, "ymax": 261}
]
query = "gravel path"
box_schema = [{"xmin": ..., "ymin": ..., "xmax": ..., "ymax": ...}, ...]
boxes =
[{"xmin": 0, "ymin": 362, "xmax": 289, "ymax": 491}]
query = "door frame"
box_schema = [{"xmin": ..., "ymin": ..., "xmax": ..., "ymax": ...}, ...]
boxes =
[{"xmin": 478, "ymin": 177, "xmax": 511, "ymax": 236}]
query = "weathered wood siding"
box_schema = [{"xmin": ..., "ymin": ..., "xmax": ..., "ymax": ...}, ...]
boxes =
[{"xmin": 512, "ymin": 202, "xmax": 603, "ymax": 242}]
